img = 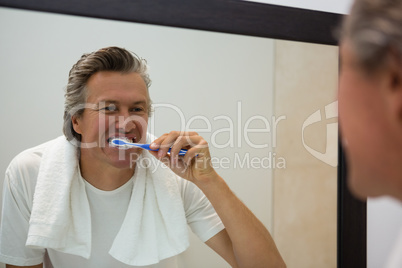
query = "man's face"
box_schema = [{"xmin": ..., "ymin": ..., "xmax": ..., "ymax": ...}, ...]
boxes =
[
  {"xmin": 72, "ymin": 71, "xmax": 149, "ymax": 169},
  {"xmin": 338, "ymin": 40, "xmax": 401, "ymax": 199}
]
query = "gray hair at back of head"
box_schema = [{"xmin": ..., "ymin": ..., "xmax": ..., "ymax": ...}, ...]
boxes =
[
  {"xmin": 63, "ymin": 46, "xmax": 152, "ymax": 142},
  {"xmin": 341, "ymin": 0, "xmax": 402, "ymax": 73}
]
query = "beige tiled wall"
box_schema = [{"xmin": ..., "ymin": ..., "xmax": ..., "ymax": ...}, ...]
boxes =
[{"xmin": 273, "ymin": 40, "xmax": 339, "ymax": 268}]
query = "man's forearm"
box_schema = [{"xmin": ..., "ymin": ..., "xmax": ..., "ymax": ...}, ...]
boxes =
[{"xmin": 195, "ymin": 172, "xmax": 286, "ymax": 268}]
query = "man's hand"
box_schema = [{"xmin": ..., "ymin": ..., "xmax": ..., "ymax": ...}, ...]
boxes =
[{"xmin": 149, "ymin": 131, "xmax": 217, "ymax": 185}]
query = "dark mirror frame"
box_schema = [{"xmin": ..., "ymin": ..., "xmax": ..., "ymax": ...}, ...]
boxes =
[{"xmin": 0, "ymin": 1, "xmax": 366, "ymax": 267}]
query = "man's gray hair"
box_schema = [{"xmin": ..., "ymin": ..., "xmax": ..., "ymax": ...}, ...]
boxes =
[
  {"xmin": 63, "ymin": 46, "xmax": 152, "ymax": 141},
  {"xmin": 341, "ymin": 0, "xmax": 402, "ymax": 73}
]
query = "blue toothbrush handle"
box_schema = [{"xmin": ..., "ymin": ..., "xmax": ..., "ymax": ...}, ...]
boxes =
[
  {"xmin": 167, "ymin": 148, "xmax": 188, "ymax": 156},
  {"xmin": 111, "ymin": 139, "xmax": 189, "ymax": 156},
  {"xmin": 143, "ymin": 144, "xmax": 188, "ymax": 156}
]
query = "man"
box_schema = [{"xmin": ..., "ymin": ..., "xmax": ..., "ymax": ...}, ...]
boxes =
[
  {"xmin": 0, "ymin": 47, "xmax": 285, "ymax": 267},
  {"xmin": 339, "ymin": 0, "xmax": 402, "ymax": 266}
]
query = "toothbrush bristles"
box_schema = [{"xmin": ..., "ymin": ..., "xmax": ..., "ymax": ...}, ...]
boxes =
[{"xmin": 109, "ymin": 137, "xmax": 132, "ymax": 150}]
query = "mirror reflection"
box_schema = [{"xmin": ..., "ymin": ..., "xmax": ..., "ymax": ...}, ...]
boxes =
[{"xmin": 0, "ymin": 7, "xmax": 338, "ymax": 268}]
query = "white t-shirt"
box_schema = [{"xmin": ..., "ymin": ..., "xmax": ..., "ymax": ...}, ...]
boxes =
[
  {"xmin": 385, "ymin": 226, "xmax": 402, "ymax": 268},
  {"xmin": 0, "ymin": 141, "xmax": 224, "ymax": 267}
]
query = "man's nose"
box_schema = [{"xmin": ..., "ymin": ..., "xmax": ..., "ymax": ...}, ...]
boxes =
[{"xmin": 115, "ymin": 112, "xmax": 136, "ymax": 132}]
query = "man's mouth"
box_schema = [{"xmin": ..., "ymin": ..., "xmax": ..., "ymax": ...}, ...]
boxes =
[{"xmin": 107, "ymin": 136, "xmax": 137, "ymax": 145}]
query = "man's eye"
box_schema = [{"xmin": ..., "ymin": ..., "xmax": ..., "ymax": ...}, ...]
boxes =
[
  {"xmin": 99, "ymin": 105, "xmax": 117, "ymax": 112},
  {"xmin": 131, "ymin": 107, "xmax": 145, "ymax": 112}
]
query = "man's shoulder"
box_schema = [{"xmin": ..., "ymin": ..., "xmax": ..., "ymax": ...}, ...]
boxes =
[{"xmin": 5, "ymin": 137, "xmax": 62, "ymax": 183}]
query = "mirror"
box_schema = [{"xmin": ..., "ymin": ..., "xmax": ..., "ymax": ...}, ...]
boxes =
[{"xmin": 0, "ymin": 2, "xmax": 363, "ymax": 268}]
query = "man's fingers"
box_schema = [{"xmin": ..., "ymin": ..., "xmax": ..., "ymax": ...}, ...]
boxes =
[
  {"xmin": 148, "ymin": 150, "xmax": 171, "ymax": 166},
  {"xmin": 152, "ymin": 131, "xmax": 200, "ymax": 158}
]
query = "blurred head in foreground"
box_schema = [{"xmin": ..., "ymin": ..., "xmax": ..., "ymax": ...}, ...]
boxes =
[{"xmin": 339, "ymin": 0, "xmax": 402, "ymax": 200}]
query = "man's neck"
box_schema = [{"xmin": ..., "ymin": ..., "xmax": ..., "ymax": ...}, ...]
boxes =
[{"xmin": 79, "ymin": 155, "xmax": 135, "ymax": 191}]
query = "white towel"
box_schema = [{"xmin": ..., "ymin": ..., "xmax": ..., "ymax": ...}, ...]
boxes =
[{"xmin": 26, "ymin": 134, "xmax": 189, "ymax": 266}]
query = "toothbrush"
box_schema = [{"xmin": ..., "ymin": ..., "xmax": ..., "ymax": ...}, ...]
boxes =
[{"xmin": 109, "ymin": 137, "xmax": 189, "ymax": 156}]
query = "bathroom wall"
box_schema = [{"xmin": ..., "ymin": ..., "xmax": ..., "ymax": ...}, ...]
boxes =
[{"xmin": 273, "ymin": 39, "xmax": 339, "ymax": 268}]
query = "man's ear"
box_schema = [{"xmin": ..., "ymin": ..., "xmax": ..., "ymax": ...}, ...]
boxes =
[
  {"xmin": 71, "ymin": 115, "xmax": 82, "ymax": 135},
  {"xmin": 383, "ymin": 49, "xmax": 402, "ymax": 124}
]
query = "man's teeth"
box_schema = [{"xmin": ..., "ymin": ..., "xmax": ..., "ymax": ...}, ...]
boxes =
[{"xmin": 108, "ymin": 137, "xmax": 136, "ymax": 144}]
